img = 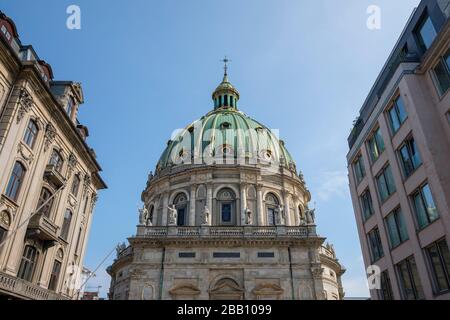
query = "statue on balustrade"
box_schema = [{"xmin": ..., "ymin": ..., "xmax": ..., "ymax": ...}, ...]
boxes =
[
  {"xmin": 139, "ymin": 206, "xmax": 152, "ymax": 226},
  {"xmin": 168, "ymin": 205, "xmax": 178, "ymax": 226},
  {"xmin": 305, "ymin": 207, "xmax": 315, "ymax": 225},
  {"xmin": 201, "ymin": 205, "xmax": 210, "ymax": 225},
  {"xmin": 245, "ymin": 207, "xmax": 252, "ymax": 225}
]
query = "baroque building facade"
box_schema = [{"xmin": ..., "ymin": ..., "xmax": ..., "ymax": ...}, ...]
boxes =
[
  {"xmin": 0, "ymin": 12, "xmax": 106, "ymax": 299},
  {"xmin": 108, "ymin": 66, "xmax": 345, "ymax": 300},
  {"xmin": 347, "ymin": 0, "xmax": 450, "ymax": 300}
]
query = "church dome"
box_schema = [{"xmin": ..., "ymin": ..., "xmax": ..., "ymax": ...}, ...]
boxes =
[{"xmin": 155, "ymin": 66, "xmax": 296, "ymax": 174}]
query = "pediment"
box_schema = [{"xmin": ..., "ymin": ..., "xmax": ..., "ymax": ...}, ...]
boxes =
[
  {"xmin": 169, "ymin": 284, "xmax": 201, "ymax": 296},
  {"xmin": 252, "ymin": 283, "xmax": 284, "ymax": 295},
  {"xmin": 209, "ymin": 279, "xmax": 244, "ymax": 294}
]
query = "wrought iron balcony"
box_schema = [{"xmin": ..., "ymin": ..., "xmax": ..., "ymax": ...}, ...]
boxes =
[
  {"xmin": 135, "ymin": 225, "xmax": 317, "ymax": 239},
  {"xmin": 0, "ymin": 271, "xmax": 68, "ymax": 300},
  {"xmin": 27, "ymin": 212, "xmax": 59, "ymax": 244}
]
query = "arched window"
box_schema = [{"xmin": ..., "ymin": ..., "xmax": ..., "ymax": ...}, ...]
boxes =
[
  {"xmin": 173, "ymin": 193, "xmax": 188, "ymax": 226},
  {"xmin": 265, "ymin": 193, "xmax": 280, "ymax": 226},
  {"xmin": 23, "ymin": 119, "xmax": 39, "ymax": 149},
  {"xmin": 17, "ymin": 245, "xmax": 38, "ymax": 282},
  {"xmin": 148, "ymin": 205, "xmax": 154, "ymax": 225},
  {"xmin": 217, "ymin": 188, "xmax": 236, "ymax": 225},
  {"xmin": 37, "ymin": 187, "xmax": 54, "ymax": 218},
  {"xmin": 60, "ymin": 209, "xmax": 72, "ymax": 240},
  {"xmin": 48, "ymin": 259, "xmax": 62, "ymax": 291},
  {"xmin": 71, "ymin": 174, "xmax": 81, "ymax": 197},
  {"xmin": 49, "ymin": 149, "xmax": 63, "ymax": 173},
  {"xmin": 5, "ymin": 162, "xmax": 26, "ymax": 201}
]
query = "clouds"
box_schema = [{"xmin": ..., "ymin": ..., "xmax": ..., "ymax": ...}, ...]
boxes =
[{"xmin": 314, "ymin": 170, "xmax": 350, "ymax": 201}]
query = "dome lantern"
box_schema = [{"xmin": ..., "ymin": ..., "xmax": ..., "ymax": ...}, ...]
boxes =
[{"xmin": 212, "ymin": 57, "xmax": 240, "ymax": 110}]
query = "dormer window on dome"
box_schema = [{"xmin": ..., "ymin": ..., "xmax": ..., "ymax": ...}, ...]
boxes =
[{"xmin": 212, "ymin": 57, "xmax": 240, "ymax": 110}]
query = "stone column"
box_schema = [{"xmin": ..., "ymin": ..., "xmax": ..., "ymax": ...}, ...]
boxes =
[
  {"xmin": 206, "ymin": 183, "xmax": 213, "ymax": 223},
  {"xmin": 240, "ymin": 183, "xmax": 247, "ymax": 225},
  {"xmin": 283, "ymin": 191, "xmax": 291, "ymax": 226},
  {"xmin": 189, "ymin": 185, "xmax": 196, "ymax": 226},
  {"xmin": 294, "ymin": 201, "xmax": 300, "ymax": 226},
  {"xmin": 162, "ymin": 192, "xmax": 169, "ymax": 226},
  {"xmin": 256, "ymin": 184, "xmax": 264, "ymax": 226}
]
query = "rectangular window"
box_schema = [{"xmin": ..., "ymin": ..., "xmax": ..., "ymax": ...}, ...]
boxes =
[
  {"xmin": 416, "ymin": 14, "xmax": 437, "ymax": 51},
  {"xmin": 48, "ymin": 260, "xmax": 61, "ymax": 291},
  {"xmin": 17, "ymin": 246, "xmax": 38, "ymax": 282},
  {"xmin": 378, "ymin": 270, "xmax": 394, "ymax": 300},
  {"xmin": 387, "ymin": 96, "xmax": 407, "ymax": 133},
  {"xmin": 360, "ymin": 189, "xmax": 374, "ymax": 221},
  {"xmin": 221, "ymin": 203, "xmax": 232, "ymax": 222},
  {"xmin": 426, "ymin": 239, "xmax": 450, "ymax": 293},
  {"xmin": 179, "ymin": 252, "xmax": 196, "ymax": 258},
  {"xmin": 433, "ymin": 50, "xmax": 450, "ymax": 96},
  {"xmin": 368, "ymin": 227, "xmax": 384, "ymax": 262},
  {"xmin": 0, "ymin": 227, "xmax": 6, "ymax": 253},
  {"xmin": 368, "ymin": 127, "xmax": 385, "ymax": 162},
  {"xmin": 376, "ymin": 165, "xmax": 396, "ymax": 202},
  {"xmin": 398, "ymin": 137, "xmax": 422, "ymax": 178},
  {"xmin": 397, "ymin": 256, "xmax": 425, "ymax": 300},
  {"xmin": 258, "ymin": 252, "xmax": 275, "ymax": 258},
  {"xmin": 75, "ymin": 227, "xmax": 83, "ymax": 254},
  {"xmin": 353, "ymin": 154, "xmax": 366, "ymax": 184},
  {"xmin": 385, "ymin": 208, "xmax": 409, "ymax": 248},
  {"xmin": 412, "ymin": 183, "xmax": 439, "ymax": 229},
  {"xmin": 213, "ymin": 252, "xmax": 240, "ymax": 258}
]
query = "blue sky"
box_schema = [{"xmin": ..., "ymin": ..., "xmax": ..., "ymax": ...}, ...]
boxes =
[{"xmin": 3, "ymin": 0, "xmax": 421, "ymax": 298}]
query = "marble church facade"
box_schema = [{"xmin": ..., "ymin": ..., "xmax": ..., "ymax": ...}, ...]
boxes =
[{"xmin": 108, "ymin": 66, "xmax": 345, "ymax": 300}]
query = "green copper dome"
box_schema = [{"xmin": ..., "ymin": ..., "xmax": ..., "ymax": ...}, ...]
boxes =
[{"xmin": 155, "ymin": 71, "xmax": 297, "ymax": 173}]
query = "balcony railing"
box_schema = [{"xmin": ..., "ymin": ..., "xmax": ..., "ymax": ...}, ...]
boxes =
[
  {"xmin": 27, "ymin": 212, "xmax": 60, "ymax": 243},
  {"xmin": 0, "ymin": 271, "xmax": 68, "ymax": 300},
  {"xmin": 43, "ymin": 164, "xmax": 66, "ymax": 188},
  {"xmin": 136, "ymin": 225, "xmax": 316, "ymax": 239}
]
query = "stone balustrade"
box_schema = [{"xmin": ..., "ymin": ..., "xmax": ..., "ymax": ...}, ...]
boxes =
[
  {"xmin": 0, "ymin": 271, "xmax": 68, "ymax": 300},
  {"xmin": 136, "ymin": 225, "xmax": 316, "ymax": 239}
]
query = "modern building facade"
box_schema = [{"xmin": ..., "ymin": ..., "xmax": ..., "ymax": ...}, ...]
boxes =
[
  {"xmin": 347, "ymin": 0, "xmax": 450, "ymax": 300},
  {"xmin": 0, "ymin": 12, "xmax": 106, "ymax": 299},
  {"xmin": 108, "ymin": 67, "xmax": 345, "ymax": 300}
]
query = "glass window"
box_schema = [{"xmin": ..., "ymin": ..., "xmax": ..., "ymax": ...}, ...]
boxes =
[
  {"xmin": 221, "ymin": 203, "xmax": 232, "ymax": 222},
  {"xmin": 5, "ymin": 162, "xmax": 26, "ymax": 201},
  {"xmin": 17, "ymin": 245, "xmax": 38, "ymax": 282},
  {"xmin": 23, "ymin": 120, "xmax": 39, "ymax": 149},
  {"xmin": 60, "ymin": 209, "xmax": 72, "ymax": 240},
  {"xmin": 0, "ymin": 227, "xmax": 7, "ymax": 248},
  {"xmin": 48, "ymin": 260, "xmax": 61, "ymax": 291},
  {"xmin": 71, "ymin": 175, "xmax": 81, "ymax": 197},
  {"xmin": 379, "ymin": 270, "xmax": 394, "ymax": 300},
  {"xmin": 368, "ymin": 128, "xmax": 385, "ymax": 162},
  {"xmin": 368, "ymin": 227, "xmax": 384, "ymax": 262},
  {"xmin": 49, "ymin": 150, "xmax": 63, "ymax": 172},
  {"xmin": 397, "ymin": 256, "xmax": 425, "ymax": 300},
  {"xmin": 426, "ymin": 239, "xmax": 450, "ymax": 293},
  {"xmin": 399, "ymin": 137, "xmax": 422, "ymax": 178},
  {"xmin": 177, "ymin": 207, "xmax": 186, "ymax": 226},
  {"xmin": 376, "ymin": 165, "xmax": 396, "ymax": 202},
  {"xmin": 416, "ymin": 15, "xmax": 437, "ymax": 51},
  {"xmin": 433, "ymin": 51, "xmax": 450, "ymax": 95},
  {"xmin": 412, "ymin": 183, "xmax": 439, "ymax": 229},
  {"xmin": 360, "ymin": 189, "xmax": 374, "ymax": 221},
  {"xmin": 388, "ymin": 96, "xmax": 407, "ymax": 133},
  {"xmin": 75, "ymin": 227, "xmax": 83, "ymax": 254},
  {"xmin": 353, "ymin": 154, "xmax": 366, "ymax": 184},
  {"xmin": 385, "ymin": 208, "xmax": 409, "ymax": 248},
  {"xmin": 36, "ymin": 187, "xmax": 54, "ymax": 218}
]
